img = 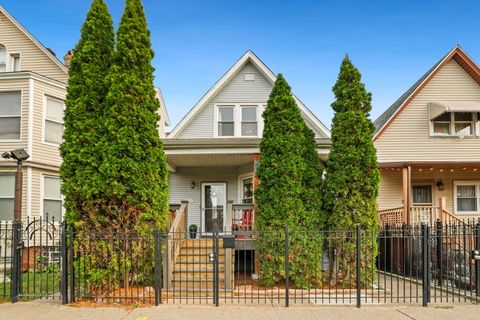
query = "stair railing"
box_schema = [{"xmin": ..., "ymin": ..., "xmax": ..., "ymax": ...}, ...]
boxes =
[{"xmin": 164, "ymin": 200, "xmax": 188, "ymax": 289}]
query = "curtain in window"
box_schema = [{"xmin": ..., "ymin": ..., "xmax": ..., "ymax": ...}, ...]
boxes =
[
  {"xmin": 413, "ymin": 186, "xmax": 432, "ymax": 204},
  {"xmin": 457, "ymin": 185, "xmax": 477, "ymax": 212}
]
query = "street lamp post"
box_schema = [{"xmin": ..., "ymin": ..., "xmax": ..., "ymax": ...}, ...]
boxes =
[{"xmin": 1, "ymin": 149, "xmax": 30, "ymax": 221}]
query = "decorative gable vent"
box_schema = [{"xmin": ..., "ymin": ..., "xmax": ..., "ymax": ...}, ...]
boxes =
[{"xmin": 244, "ymin": 72, "xmax": 255, "ymax": 81}]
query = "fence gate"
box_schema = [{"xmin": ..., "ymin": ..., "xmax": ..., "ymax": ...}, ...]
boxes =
[{"xmin": 0, "ymin": 218, "xmax": 65, "ymax": 303}]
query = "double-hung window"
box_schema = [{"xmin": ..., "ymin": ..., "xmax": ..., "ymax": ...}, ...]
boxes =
[
  {"xmin": 43, "ymin": 176, "xmax": 63, "ymax": 221},
  {"xmin": 241, "ymin": 107, "xmax": 257, "ymax": 136},
  {"xmin": 0, "ymin": 91, "xmax": 21, "ymax": 140},
  {"xmin": 0, "ymin": 174, "xmax": 15, "ymax": 221},
  {"xmin": 216, "ymin": 104, "xmax": 263, "ymax": 137},
  {"xmin": 218, "ymin": 106, "xmax": 234, "ymax": 136},
  {"xmin": 454, "ymin": 182, "xmax": 480, "ymax": 214},
  {"xmin": 44, "ymin": 96, "xmax": 64, "ymax": 144}
]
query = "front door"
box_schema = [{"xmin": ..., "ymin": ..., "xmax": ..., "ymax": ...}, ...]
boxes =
[{"xmin": 201, "ymin": 182, "xmax": 227, "ymax": 233}]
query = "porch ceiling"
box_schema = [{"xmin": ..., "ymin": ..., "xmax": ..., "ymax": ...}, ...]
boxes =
[{"xmin": 167, "ymin": 153, "xmax": 253, "ymax": 169}]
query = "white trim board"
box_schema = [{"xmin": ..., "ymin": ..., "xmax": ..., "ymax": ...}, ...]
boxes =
[{"xmin": 167, "ymin": 50, "xmax": 330, "ymax": 139}]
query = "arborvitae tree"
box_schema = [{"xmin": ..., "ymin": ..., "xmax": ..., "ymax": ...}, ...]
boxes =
[
  {"xmin": 256, "ymin": 74, "xmax": 306, "ymax": 230},
  {"xmin": 60, "ymin": 0, "xmax": 114, "ymax": 228},
  {"xmin": 324, "ymin": 56, "xmax": 380, "ymax": 285},
  {"xmin": 255, "ymin": 74, "xmax": 322, "ymax": 287},
  {"xmin": 301, "ymin": 124, "xmax": 325, "ymax": 227},
  {"xmin": 100, "ymin": 0, "xmax": 168, "ymax": 234}
]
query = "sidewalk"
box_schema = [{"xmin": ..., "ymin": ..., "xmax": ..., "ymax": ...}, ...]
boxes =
[{"xmin": 0, "ymin": 301, "xmax": 479, "ymax": 320}]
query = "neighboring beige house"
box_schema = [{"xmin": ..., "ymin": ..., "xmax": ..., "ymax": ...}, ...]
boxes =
[
  {"xmin": 0, "ymin": 5, "xmax": 68, "ymax": 221},
  {"xmin": 375, "ymin": 45, "xmax": 480, "ymax": 225},
  {"xmin": 165, "ymin": 50, "xmax": 331, "ymax": 234}
]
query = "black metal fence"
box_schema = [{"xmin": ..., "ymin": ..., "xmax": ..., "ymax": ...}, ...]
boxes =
[
  {"xmin": 1, "ymin": 218, "xmax": 479, "ymax": 307},
  {"xmin": 0, "ymin": 216, "xmax": 63, "ymax": 302}
]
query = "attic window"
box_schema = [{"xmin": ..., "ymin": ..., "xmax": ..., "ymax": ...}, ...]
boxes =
[
  {"xmin": 244, "ymin": 73, "xmax": 255, "ymax": 81},
  {"xmin": 0, "ymin": 44, "xmax": 6, "ymax": 72}
]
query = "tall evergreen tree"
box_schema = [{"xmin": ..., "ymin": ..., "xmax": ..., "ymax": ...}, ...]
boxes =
[
  {"xmin": 60, "ymin": 0, "xmax": 114, "ymax": 227},
  {"xmin": 324, "ymin": 56, "xmax": 380, "ymax": 284},
  {"xmin": 100, "ymin": 0, "xmax": 169, "ymax": 233},
  {"xmin": 255, "ymin": 74, "xmax": 322, "ymax": 287},
  {"xmin": 256, "ymin": 74, "xmax": 306, "ymax": 231},
  {"xmin": 301, "ymin": 124, "xmax": 324, "ymax": 226},
  {"xmin": 324, "ymin": 56, "xmax": 379, "ymax": 229}
]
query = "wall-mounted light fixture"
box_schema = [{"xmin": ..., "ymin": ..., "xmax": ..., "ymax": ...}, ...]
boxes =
[
  {"xmin": 436, "ymin": 180, "xmax": 445, "ymax": 191},
  {"xmin": 191, "ymin": 181, "xmax": 196, "ymax": 189}
]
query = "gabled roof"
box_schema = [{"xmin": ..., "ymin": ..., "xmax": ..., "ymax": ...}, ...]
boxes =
[
  {"xmin": 155, "ymin": 87, "xmax": 170, "ymax": 126},
  {"xmin": 168, "ymin": 50, "xmax": 331, "ymax": 138},
  {"xmin": 0, "ymin": 5, "xmax": 68, "ymax": 74},
  {"xmin": 374, "ymin": 45, "xmax": 480, "ymax": 140}
]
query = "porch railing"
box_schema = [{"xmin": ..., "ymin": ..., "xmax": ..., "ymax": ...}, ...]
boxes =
[
  {"xmin": 164, "ymin": 201, "xmax": 188, "ymax": 289},
  {"xmin": 378, "ymin": 207, "xmax": 403, "ymax": 226},
  {"xmin": 378, "ymin": 203, "xmax": 467, "ymax": 227},
  {"xmin": 229, "ymin": 203, "xmax": 255, "ymax": 238}
]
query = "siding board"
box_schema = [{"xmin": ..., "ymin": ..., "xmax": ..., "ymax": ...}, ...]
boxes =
[{"xmin": 0, "ymin": 12, "xmax": 67, "ymax": 83}]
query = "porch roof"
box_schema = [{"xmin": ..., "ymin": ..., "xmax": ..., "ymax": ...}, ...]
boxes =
[{"xmin": 379, "ymin": 161, "xmax": 480, "ymax": 172}]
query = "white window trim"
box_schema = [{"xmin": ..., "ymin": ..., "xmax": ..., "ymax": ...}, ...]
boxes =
[
  {"xmin": 9, "ymin": 52, "xmax": 21, "ymax": 72},
  {"xmin": 42, "ymin": 94, "xmax": 65, "ymax": 146},
  {"xmin": 0, "ymin": 173, "xmax": 15, "ymax": 222},
  {"xmin": 453, "ymin": 181, "xmax": 480, "ymax": 215},
  {"xmin": 213, "ymin": 103, "xmax": 265, "ymax": 138},
  {"xmin": 0, "ymin": 43, "xmax": 8, "ymax": 72},
  {"xmin": 411, "ymin": 182, "xmax": 435, "ymax": 206},
  {"xmin": 430, "ymin": 112, "xmax": 476, "ymax": 137},
  {"xmin": 40, "ymin": 174, "xmax": 64, "ymax": 220},
  {"xmin": 237, "ymin": 172, "xmax": 254, "ymax": 204},
  {"xmin": 0, "ymin": 89, "xmax": 23, "ymax": 142}
]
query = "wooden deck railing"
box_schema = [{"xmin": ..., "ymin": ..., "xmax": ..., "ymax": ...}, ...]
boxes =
[
  {"xmin": 164, "ymin": 201, "xmax": 188, "ymax": 289},
  {"xmin": 378, "ymin": 204, "xmax": 467, "ymax": 227},
  {"xmin": 378, "ymin": 207, "xmax": 403, "ymax": 226}
]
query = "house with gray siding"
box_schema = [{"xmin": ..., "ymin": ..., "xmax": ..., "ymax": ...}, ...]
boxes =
[{"xmin": 164, "ymin": 51, "xmax": 331, "ymax": 234}]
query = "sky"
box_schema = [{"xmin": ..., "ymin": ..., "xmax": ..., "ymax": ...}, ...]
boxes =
[{"xmin": 2, "ymin": 0, "xmax": 480, "ymax": 130}]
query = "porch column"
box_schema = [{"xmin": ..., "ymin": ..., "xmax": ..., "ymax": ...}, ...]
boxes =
[
  {"xmin": 402, "ymin": 166, "xmax": 411, "ymax": 224},
  {"xmin": 226, "ymin": 200, "xmax": 233, "ymax": 232}
]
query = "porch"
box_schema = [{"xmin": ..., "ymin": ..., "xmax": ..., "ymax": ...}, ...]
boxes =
[{"xmin": 377, "ymin": 162, "xmax": 480, "ymax": 226}]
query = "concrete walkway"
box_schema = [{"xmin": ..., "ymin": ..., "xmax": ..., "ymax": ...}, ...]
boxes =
[{"xmin": 0, "ymin": 301, "xmax": 479, "ymax": 320}]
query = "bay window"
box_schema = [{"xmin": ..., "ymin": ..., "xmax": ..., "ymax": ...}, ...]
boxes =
[
  {"xmin": 43, "ymin": 176, "xmax": 63, "ymax": 221},
  {"xmin": 44, "ymin": 96, "xmax": 64, "ymax": 144},
  {"xmin": 0, "ymin": 44, "xmax": 6, "ymax": 72},
  {"xmin": 0, "ymin": 91, "xmax": 21, "ymax": 140},
  {"xmin": 0, "ymin": 174, "xmax": 14, "ymax": 221}
]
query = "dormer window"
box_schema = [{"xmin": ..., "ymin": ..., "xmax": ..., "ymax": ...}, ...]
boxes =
[
  {"xmin": 0, "ymin": 44, "xmax": 6, "ymax": 72},
  {"xmin": 215, "ymin": 103, "xmax": 264, "ymax": 137}
]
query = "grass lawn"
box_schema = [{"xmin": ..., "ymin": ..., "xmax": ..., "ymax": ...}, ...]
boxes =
[{"xmin": 0, "ymin": 270, "xmax": 61, "ymax": 302}]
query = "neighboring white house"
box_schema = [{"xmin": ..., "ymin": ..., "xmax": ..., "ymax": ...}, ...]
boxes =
[{"xmin": 164, "ymin": 50, "xmax": 331, "ymax": 233}]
